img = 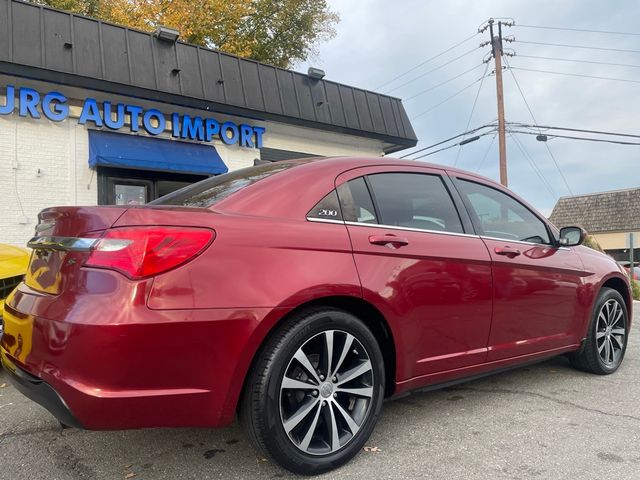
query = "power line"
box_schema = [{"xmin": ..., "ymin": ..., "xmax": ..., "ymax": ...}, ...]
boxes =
[
  {"xmin": 405, "ymin": 63, "xmax": 485, "ymax": 101},
  {"xmin": 454, "ymin": 63, "xmax": 490, "ymax": 166},
  {"xmin": 385, "ymin": 47, "xmax": 479, "ymax": 94},
  {"xmin": 515, "ymin": 40, "xmax": 640, "ymax": 54},
  {"xmin": 508, "ymin": 132, "xmax": 557, "ymax": 198},
  {"xmin": 515, "ymin": 24, "xmax": 640, "ymax": 37},
  {"xmin": 511, "ymin": 66, "xmax": 640, "ymax": 84},
  {"xmin": 399, "ymin": 123, "xmax": 497, "ymax": 158},
  {"xmin": 508, "ymin": 122, "xmax": 640, "ymax": 140},
  {"xmin": 374, "ymin": 32, "xmax": 480, "ymax": 90},
  {"xmin": 508, "ymin": 129, "xmax": 640, "ymax": 145},
  {"xmin": 410, "ymin": 130, "xmax": 497, "ymax": 160},
  {"xmin": 505, "ymin": 58, "xmax": 574, "ymax": 195},
  {"xmin": 516, "ymin": 54, "xmax": 640, "ymax": 70},
  {"xmin": 410, "ymin": 74, "xmax": 489, "ymax": 120},
  {"xmin": 474, "ymin": 133, "xmax": 497, "ymax": 172}
]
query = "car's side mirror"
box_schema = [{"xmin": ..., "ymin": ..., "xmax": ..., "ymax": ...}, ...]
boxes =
[{"xmin": 558, "ymin": 226, "xmax": 586, "ymax": 247}]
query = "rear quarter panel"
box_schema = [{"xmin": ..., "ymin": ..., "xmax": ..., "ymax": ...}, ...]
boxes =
[{"xmin": 147, "ymin": 214, "xmax": 361, "ymax": 310}]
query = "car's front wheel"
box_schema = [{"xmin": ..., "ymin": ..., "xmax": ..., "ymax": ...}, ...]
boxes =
[
  {"xmin": 240, "ymin": 307, "xmax": 385, "ymax": 475},
  {"xmin": 569, "ymin": 287, "xmax": 629, "ymax": 374}
]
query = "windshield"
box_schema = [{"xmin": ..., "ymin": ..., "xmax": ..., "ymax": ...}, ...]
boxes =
[{"xmin": 151, "ymin": 161, "xmax": 301, "ymax": 208}]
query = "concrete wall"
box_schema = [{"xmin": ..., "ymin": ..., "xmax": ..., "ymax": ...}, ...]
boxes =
[{"xmin": 592, "ymin": 231, "xmax": 640, "ymax": 250}]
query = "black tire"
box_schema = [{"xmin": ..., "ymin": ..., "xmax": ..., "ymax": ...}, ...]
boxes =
[
  {"xmin": 239, "ymin": 307, "xmax": 385, "ymax": 475},
  {"xmin": 568, "ymin": 287, "xmax": 629, "ymax": 375}
]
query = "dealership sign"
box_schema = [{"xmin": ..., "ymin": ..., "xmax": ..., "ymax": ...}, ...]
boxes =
[{"xmin": 0, "ymin": 85, "xmax": 265, "ymax": 148}]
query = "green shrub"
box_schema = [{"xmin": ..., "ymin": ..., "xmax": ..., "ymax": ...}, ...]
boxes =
[
  {"xmin": 632, "ymin": 279, "xmax": 640, "ymax": 301},
  {"xmin": 583, "ymin": 235, "xmax": 604, "ymax": 252}
]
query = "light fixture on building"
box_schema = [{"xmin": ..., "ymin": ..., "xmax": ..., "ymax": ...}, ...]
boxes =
[
  {"xmin": 155, "ymin": 26, "xmax": 180, "ymax": 43},
  {"xmin": 536, "ymin": 134, "xmax": 548, "ymax": 142},
  {"xmin": 307, "ymin": 67, "xmax": 326, "ymax": 80}
]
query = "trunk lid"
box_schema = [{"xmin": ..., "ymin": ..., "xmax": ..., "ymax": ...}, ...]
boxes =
[{"xmin": 25, "ymin": 206, "xmax": 128, "ymax": 294}]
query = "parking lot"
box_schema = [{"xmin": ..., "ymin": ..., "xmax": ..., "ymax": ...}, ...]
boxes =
[{"xmin": 1, "ymin": 305, "xmax": 638, "ymax": 480}]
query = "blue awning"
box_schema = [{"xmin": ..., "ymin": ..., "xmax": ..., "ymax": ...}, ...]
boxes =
[{"xmin": 88, "ymin": 130, "xmax": 228, "ymax": 175}]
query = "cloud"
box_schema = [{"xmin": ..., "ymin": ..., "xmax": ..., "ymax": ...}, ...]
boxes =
[{"xmin": 299, "ymin": 0, "xmax": 640, "ymax": 213}]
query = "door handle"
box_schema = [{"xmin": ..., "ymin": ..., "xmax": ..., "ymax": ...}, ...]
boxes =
[
  {"xmin": 369, "ymin": 235, "xmax": 409, "ymax": 248},
  {"xmin": 494, "ymin": 246, "xmax": 521, "ymax": 257}
]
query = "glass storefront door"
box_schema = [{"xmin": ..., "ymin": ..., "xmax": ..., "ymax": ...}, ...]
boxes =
[{"xmin": 98, "ymin": 167, "xmax": 208, "ymax": 205}]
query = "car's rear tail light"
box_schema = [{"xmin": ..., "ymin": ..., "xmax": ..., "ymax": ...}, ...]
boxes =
[{"xmin": 85, "ymin": 227, "xmax": 214, "ymax": 279}]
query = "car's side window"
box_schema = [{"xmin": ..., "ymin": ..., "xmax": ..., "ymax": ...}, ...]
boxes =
[
  {"xmin": 366, "ymin": 173, "xmax": 464, "ymax": 234},
  {"xmin": 457, "ymin": 179, "xmax": 551, "ymax": 244},
  {"xmin": 337, "ymin": 177, "xmax": 378, "ymax": 224},
  {"xmin": 307, "ymin": 190, "xmax": 343, "ymax": 221}
]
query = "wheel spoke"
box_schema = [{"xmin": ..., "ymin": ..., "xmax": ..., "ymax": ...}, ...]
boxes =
[
  {"xmin": 283, "ymin": 397, "xmax": 320, "ymax": 433},
  {"xmin": 294, "ymin": 350, "xmax": 321, "ymax": 384},
  {"xmin": 603, "ymin": 338, "xmax": 612, "ymax": 363},
  {"xmin": 598, "ymin": 338, "xmax": 607, "ymax": 353},
  {"xmin": 328, "ymin": 402, "xmax": 341, "ymax": 451},
  {"xmin": 332, "ymin": 398, "xmax": 361, "ymax": 435},
  {"xmin": 610, "ymin": 302, "xmax": 619, "ymax": 326},
  {"xmin": 598, "ymin": 311, "xmax": 607, "ymax": 324},
  {"xmin": 325, "ymin": 331, "xmax": 334, "ymax": 378},
  {"xmin": 282, "ymin": 376, "xmax": 318, "ymax": 390},
  {"xmin": 336, "ymin": 386, "xmax": 373, "ymax": 398},
  {"xmin": 332, "ymin": 333, "xmax": 354, "ymax": 377},
  {"xmin": 611, "ymin": 328, "xmax": 625, "ymax": 336},
  {"xmin": 336, "ymin": 360, "xmax": 372, "ymax": 386},
  {"xmin": 611, "ymin": 334, "xmax": 625, "ymax": 349},
  {"xmin": 612, "ymin": 309, "xmax": 623, "ymax": 327},
  {"xmin": 299, "ymin": 402, "xmax": 323, "ymax": 451},
  {"xmin": 605, "ymin": 301, "xmax": 612, "ymax": 323},
  {"xmin": 596, "ymin": 331, "xmax": 606, "ymax": 340}
]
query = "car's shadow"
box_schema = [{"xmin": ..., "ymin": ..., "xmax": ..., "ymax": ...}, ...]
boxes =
[{"xmin": 0, "ymin": 355, "xmax": 603, "ymax": 479}]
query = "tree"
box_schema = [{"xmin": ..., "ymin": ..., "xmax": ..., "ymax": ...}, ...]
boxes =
[{"xmin": 35, "ymin": 0, "xmax": 339, "ymax": 68}]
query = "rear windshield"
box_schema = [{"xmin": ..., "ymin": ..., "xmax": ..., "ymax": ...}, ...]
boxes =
[{"xmin": 151, "ymin": 161, "xmax": 300, "ymax": 207}]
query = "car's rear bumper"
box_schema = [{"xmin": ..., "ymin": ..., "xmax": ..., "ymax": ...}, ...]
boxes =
[
  {"xmin": 1, "ymin": 350, "xmax": 83, "ymax": 428},
  {"xmin": 1, "ymin": 273, "xmax": 285, "ymax": 430}
]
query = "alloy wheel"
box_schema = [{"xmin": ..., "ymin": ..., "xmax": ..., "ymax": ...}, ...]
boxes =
[
  {"xmin": 279, "ymin": 329, "xmax": 374, "ymax": 455},
  {"xmin": 596, "ymin": 298, "xmax": 626, "ymax": 366}
]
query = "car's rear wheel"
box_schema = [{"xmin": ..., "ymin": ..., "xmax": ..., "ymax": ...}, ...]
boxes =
[
  {"xmin": 569, "ymin": 287, "xmax": 628, "ymax": 374},
  {"xmin": 240, "ymin": 307, "xmax": 385, "ymax": 475}
]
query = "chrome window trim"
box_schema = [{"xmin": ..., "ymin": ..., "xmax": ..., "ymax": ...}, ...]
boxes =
[
  {"xmin": 306, "ymin": 217, "xmax": 346, "ymax": 225},
  {"xmin": 343, "ymin": 221, "xmax": 480, "ymax": 239},
  {"xmin": 306, "ymin": 218, "xmax": 573, "ymax": 249},
  {"xmin": 479, "ymin": 235, "xmax": 555, "ymax": 247},
  {"xmin": 27, "ymin": 236, "xmax": 98, "ymax": 252}
]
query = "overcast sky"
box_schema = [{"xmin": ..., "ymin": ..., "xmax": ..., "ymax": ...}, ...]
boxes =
[{"xmin": 299, "ymin": 0, "xmax": 640, "ymax": 215}]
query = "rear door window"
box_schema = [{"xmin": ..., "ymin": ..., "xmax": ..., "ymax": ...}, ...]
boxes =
[
  {"xmin": 337, "ymin": 177, "xmax": 378, "ymax": 224},
  {"xmin": 366, "ymin": 173, "xmax": 464, "ymax": 233}
]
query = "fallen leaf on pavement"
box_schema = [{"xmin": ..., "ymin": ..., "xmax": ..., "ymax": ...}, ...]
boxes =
[
  {"xmin": 363, "ymin": 446, "xmax": 382, "ymax": 452},
  {"xmin": 124, "ymin": 473, "xmax": 136, "ymax": 479},
  {"xmin": 0, "ymin": 384, "xmax": 6, "ymax": 388}
]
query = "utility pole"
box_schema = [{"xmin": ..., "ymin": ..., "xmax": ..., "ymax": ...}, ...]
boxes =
[
  {"xmin": 481, "ymin": 19, "xmax": 513, "ymax": 186},
  {"xmin": 489, "ymin": 19, "xmax": 508, "ymax": 186}
]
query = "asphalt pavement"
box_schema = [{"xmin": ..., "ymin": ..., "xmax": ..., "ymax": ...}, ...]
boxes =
[{"xmin": 1, "ymin": 305, "xmax": 639, "ymax": 480}]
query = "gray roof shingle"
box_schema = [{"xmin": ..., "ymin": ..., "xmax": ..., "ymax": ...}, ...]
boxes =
[
  {"xmin": 0, "ymin": 0, "xmax": 417, "ymax": 153},
  {"xmin": 549, "ymin": 187, "xmax": 640, "ymax": 233}
]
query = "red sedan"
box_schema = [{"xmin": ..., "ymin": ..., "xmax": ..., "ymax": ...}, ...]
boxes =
[{"xmin": 1, "ymin": 157, "xmax": 632, "ymax": 474}]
